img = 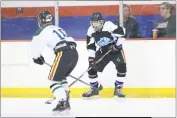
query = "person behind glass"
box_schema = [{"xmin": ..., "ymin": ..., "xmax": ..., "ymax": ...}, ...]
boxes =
[
  {"xmin": 152, "ymin": 2, "xmax": 176, "ymax": 38},
  {"xmin": 115, "ymin": 4, "xmax": 141, "ymax": 38}
]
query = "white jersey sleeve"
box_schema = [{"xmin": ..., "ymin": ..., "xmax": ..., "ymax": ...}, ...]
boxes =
[
  {"xmin": 31, "ymin": 30, "xmax": 49, "ymax": 59},
  {"xmin": 103, "ymin": 21, "xmax": 118, "ymax": 32},
  {"xmin": 104, "ymin": 21, "xmax": 126, "ymax": 37},
  {"xmin": 103, "ymin": 21, "xmax": 126, "ymax": 46},
  {"xmin": 87, "ymin": 26, "xmax": 95, "ymax": 37}
]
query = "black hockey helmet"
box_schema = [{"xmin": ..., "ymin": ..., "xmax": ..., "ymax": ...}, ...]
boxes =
[
  {"xmin": 38, "ymin": 10, "xmax": 52, "ymax": 28},
  {"xmin": 90, "ymin": 12, "xmax": 104, "ymax": 31},
  {"xmin": 90, "ymin": 12, "xmax": 104, "ymax": 21}
]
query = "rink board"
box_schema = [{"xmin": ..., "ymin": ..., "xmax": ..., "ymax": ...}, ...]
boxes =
[{"xmin": 1, "ymin": 88, "xmax": 175, "ymax": 98}]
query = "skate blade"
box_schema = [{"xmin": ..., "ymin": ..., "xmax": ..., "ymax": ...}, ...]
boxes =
[
  {"xmin": 52, "ymin": 109, "xmax": 70, "ymax": 116},
  {"xmin": 114, "ymin": 95, "xmax": 126, "ymax": 99},
  {"xmin": 82, "ymin": 95, "xmax": 99, "ymax": 100}
]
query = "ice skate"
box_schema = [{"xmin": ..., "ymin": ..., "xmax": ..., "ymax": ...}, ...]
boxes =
[
  {"xmin": 114, "ymin": 86, "xmax": 125, "ymax": 98},
  {"xmin": 82, "ymin": 84, "xmax": 103, "ymax": 99},
  {"xmin": 46, "ymin": 91, "xmax": 70, "ymax": 104},
  {"xmin": 52, "ymin": 99, "xmax": 71, "ymax": 115}
]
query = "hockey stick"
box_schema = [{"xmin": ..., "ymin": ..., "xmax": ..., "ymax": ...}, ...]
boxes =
[
  {"xmin": 44, "ymin": 62, "xmax": 100, "ymax": 90},
  {"xmin": 44, "ymin": 50, "xmax": 111, "ymax": 104},
  {"xmin": 68, "ymin": 50, "xmax": 111, "ymax": 87},
  {"xmin": 45, "ymin": 97, "xmax": 56, "ymax": 104},
  {"xmin": 44, "ymin": 50, "xmax": 111, "ymax": 89},
  {"xmin": 44, "ymin": 62, "xmax": 99, "ymax": 104}
]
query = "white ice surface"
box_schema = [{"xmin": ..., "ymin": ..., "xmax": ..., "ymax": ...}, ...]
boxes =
[{"xmin": 1, "ymin": 98, "xmax": 175, "ymax": 117}]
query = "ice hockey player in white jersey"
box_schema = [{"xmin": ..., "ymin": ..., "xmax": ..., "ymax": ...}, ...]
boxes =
[
  {"xmin": 82, "ymin": 12, "xmax": 127, "ymax": 98},
  {"xmin": 31, "ymin": 10, "xmax": 78, "ymax": 113}
]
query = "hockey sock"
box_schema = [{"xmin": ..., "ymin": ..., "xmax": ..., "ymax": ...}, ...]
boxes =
[
  {"xmin": 89, "ymin": 77, "xmax": 99, "ymax": 88},
  {"xmin": 115, "ymin": 80, "xmax": 124, "ymax": 87},
  {"xmin": 115, "ymin": 73, "xmax": 126, "ymax": 87},
  {"xmin": 61, "ymin": 78, "xmax": 69, "ymax": 91},
  {"xmin": 50, "ymin": 82, "xmax": 67, "ymax": 101}
]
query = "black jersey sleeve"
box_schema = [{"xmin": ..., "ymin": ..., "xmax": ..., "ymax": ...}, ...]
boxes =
[
  {"xmin": 86, "ymin": 26, "xmax": 97, "ymax": 58},
  {"xmin": 87, "ymin": 35, "xmax": 96, "ymax": 51},
  {"xmin": 86, "ymin": 35, "xmax": 96, "ymax": 58}
]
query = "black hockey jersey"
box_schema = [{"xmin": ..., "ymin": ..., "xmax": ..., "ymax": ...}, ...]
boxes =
[{"xmin": 86, "ymin": 21, "xmax": 126, "ymax": 58}]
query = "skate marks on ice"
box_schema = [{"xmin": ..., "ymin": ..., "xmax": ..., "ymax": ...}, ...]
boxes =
[{"xmin": 1, "ymin": 98, "xmax": 175, "ymax": 117}]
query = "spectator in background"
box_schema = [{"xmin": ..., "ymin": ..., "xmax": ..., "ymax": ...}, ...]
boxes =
[
  {"xmin": 115, "ymin": 4, "xmax": 141, "ymax": 38},
  {"xmin": 152, "ymin": 2, "xmax": 176, "ymax": 38}
]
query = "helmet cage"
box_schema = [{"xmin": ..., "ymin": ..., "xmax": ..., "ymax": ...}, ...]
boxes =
[{"xmin": 90, "ymin": 20, "xmax": 104, "ymax": 31}]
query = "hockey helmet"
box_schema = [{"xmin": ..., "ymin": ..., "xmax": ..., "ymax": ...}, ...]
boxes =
[
  {"xmin": 38, "ymin": 10, "xmax": 53, "ymax": 28},
  {"xmin": 90, "ymin": 12, "xmax": 104, "ymax": 31}
]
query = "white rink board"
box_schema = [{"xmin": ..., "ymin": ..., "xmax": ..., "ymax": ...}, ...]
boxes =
[{"xmin": 1, "ymin": 40, "xmax": 175, "ymax": 88}]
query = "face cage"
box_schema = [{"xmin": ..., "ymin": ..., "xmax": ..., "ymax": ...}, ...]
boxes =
[
  {"xmin": 38, "ymin": 19, "xmax": 52, "ymax": 28},
  {"xmin": 37, "ymin": 16, "xmax": 43, "ymax": 28},
  {"xmin": 38, "ymin": 20, "xmax": 42, "ymax": 28},
  {"xmin": 91, "ymin": 20, "xmax": 104, "ymax": 31}
]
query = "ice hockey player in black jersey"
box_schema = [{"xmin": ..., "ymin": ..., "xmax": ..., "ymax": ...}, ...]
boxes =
[{"xmin": 82, "ymin": 12, "xmax": 127, "ymax": 98}]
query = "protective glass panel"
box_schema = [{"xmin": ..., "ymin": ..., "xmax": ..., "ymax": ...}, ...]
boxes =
[{"xmin": 121, "ymin": 1, "xmax": 176, "ymax": 39}]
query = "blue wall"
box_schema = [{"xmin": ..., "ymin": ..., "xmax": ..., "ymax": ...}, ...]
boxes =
[{"xmin": 1, "ymin": 15, "xmax": 161, "ymax": 40}]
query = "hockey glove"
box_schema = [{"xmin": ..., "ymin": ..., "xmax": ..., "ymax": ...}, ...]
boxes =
[
  {"xmin": 88, "ymin": 57, "xmax": 96, "ymax": 67},
  {"xmin": 33, "ymin": 55, "xmax": 45, "ymax": 65},
  {"xmin": 89, "ymin": 57, "xmax": 99, "ymax": 71},
  {"xmin": 108, "ymin": 44, "xmax": 119, "ymax": 52}
]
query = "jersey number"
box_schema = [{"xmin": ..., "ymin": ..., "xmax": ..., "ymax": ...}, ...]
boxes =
[{"xmin": 53, "ymin": 29, "xmax": 67, "ymax": 40}]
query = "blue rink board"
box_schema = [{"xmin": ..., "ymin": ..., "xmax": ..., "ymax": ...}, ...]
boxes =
[{"xmin": 1, "ymin": 15, "xmax": 161, "ymax": 40}]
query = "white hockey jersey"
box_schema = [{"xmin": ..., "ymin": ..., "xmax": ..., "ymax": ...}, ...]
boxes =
[
  {"xmin": 86, "ymin": 21, "xmax": 126, "ymax": 58},
  {"xmin": 31, "ymin": 25, "xmax": 75, "ymax": 59}
]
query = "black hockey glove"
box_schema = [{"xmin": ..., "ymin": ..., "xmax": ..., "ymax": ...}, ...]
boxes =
[
  {"xmin": 88, "ymin": 57, "xmax": 96, "ymax": 67},
  {"xmin": 108, "ymin": 44, "xmax": 119, "ymax": 52},
  {"xmin": 108, "ymin": 44, "xmax": 122, "ymax": 52},
  {"xmin": 88, "ymin": 57, "xmax": 99, "ymax": 71},
  {"xmin": 33, "ymin": 55, "xmax": 45, "ymax": 65}
]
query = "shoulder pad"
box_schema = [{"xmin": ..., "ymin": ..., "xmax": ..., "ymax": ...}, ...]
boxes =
[
  {"xmin": 87, "ymin": 25, "xmax": 95, "ymax": 37},
  {"xmin": 102, "ymin": 21, "xmax": 118, "ymax": 32}
]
